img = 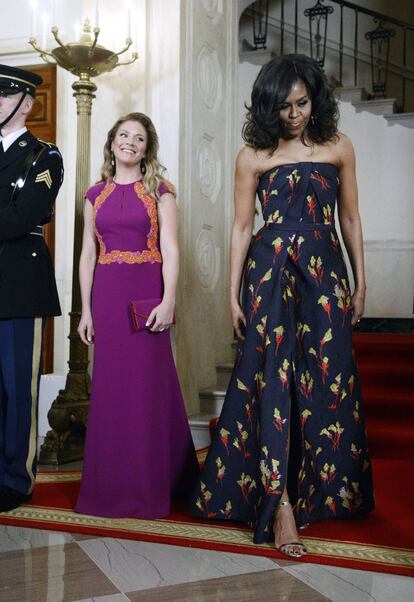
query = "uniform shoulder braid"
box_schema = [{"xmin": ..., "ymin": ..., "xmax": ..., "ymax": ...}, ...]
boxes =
[{"xmin": 36, "ymin": 138, "xmax": 63, "ymax": 160}]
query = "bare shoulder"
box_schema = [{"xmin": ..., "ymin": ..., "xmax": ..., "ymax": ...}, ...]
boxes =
[
  {"xmin": 236, "ymin": 144, "xmax": 262, "ymax": 175},
  {"xmin": 335, "ymin": 132, "xmax": 356, "ymax": 166}
]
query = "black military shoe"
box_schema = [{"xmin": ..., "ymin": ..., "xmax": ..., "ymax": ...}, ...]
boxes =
[{"xmin": 0, "ymin": 485, "xmax": 32, "ymax": 512}]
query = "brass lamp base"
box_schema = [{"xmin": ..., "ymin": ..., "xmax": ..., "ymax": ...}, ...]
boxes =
[
  {"xmin": 39, "ymin": 311, "xmax": 90, "ymax": 465},
  {"xmin": 30, "ymin": 17, "xmax": 138, "ymax": 466},
  {"xmin": 38, "ymin": 395, "xmax": 89, "ymax": 465}
]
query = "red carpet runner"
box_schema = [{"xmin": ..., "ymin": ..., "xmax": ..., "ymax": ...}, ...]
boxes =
[{"xmin": 0, "ymin": 333, "xmax": 412, "ymax": 576}]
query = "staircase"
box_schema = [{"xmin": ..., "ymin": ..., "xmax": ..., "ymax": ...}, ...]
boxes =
[
  {"xmin": 335, "ymin": 86, "xmax": 414, "ymax": 128},
  {"xmin": 189, "ymin": 334, "xmax": 414, "ymax": 459},
  {"xmin": 189, "ymin": 339, "xmax": 237, "ymax": 448},
  {"xmin": 240, "ymin": 0, "xmax": 414, "ymax": 119},
  {"xmin": 353, "ymin": 333, "xmax": 414, "ymax": 461},
  {"xmin": 189, "ymin": 359, "xmax": 232, "ymax": 449}
]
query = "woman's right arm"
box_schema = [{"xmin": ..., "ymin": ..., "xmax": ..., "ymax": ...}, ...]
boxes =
[
  {"xmin": 230, "ymin": 147, "xmax": 258, "ymax": 339},
  {"xmin": 78, "ymin": 200, "xmax": 97, "ymax": 346}
]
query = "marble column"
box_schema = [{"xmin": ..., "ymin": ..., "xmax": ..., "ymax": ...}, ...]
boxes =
[{"xmin": 176, "ymin": 0, "xmax": 239, "ymax": 414}]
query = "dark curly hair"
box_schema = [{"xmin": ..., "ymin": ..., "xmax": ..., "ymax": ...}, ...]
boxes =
[{"xmin": 242, "ymin": 54, "xmax": 339, "ymax": 151}]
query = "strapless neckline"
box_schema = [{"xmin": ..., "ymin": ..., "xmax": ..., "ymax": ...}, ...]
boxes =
[{"xmin": 259, "ymin": 161, "xmax": 339, "ymax": 181}]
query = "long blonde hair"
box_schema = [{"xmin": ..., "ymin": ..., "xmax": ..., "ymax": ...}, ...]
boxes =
[{"xmin": 101, "ymin": 112, "xmax": 165, "ymax": 198}]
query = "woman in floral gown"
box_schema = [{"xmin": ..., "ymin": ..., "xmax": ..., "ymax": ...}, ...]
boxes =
[{"xmin": 188, "ymin": 55, "xmax": 374, "ymax": 557}]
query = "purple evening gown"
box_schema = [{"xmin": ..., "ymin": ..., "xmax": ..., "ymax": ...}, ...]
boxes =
[{"xmin": 75, "ymin": 179, "xmax": 199, "ymax": 519}]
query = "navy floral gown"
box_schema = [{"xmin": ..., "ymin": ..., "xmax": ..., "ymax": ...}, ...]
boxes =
[{"xmin": 188, "ymin": 162, "xmax": 375, "ymax": 544}]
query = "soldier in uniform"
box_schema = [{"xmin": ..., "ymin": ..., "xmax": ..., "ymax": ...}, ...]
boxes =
[{"xmin": 0, "ymin": 65, "xmax": 63, "ymax": 511}]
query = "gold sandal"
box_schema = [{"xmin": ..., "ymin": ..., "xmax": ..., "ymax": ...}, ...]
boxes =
[{"xmin": 274, "ymin": 500, "xmax": 307, "ymax": 559}]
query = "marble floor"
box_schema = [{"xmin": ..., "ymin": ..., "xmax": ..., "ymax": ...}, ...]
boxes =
[
  {"xmin": 1, "ymin": 526, "xmax": 414, "ymax": 602},
  {"xmin": 0, "ymin": 463, "xmax": 413, "ymax": 601}
]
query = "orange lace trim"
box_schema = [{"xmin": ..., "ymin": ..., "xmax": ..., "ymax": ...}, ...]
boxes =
[{"xmin": 93, "ymin": 181, "xmax": 162, "ymax": 265}]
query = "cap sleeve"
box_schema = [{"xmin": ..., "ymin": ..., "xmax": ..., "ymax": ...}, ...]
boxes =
[
  {"xmin": 85, "ymin": 181, "xmax": 105, "ymax": 205},
  {"xmin": 158, "ymin": 178, "xmax": 176, "ymax": 198}
]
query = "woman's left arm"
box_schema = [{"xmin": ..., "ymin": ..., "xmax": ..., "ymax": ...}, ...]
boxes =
[
  {"xmin": 146, "ymin": 191, "xmax": 178, "ymax": 331},
  {"xmin": 337, "ymin": 134, "xmax": 366, "ymax": 325}
]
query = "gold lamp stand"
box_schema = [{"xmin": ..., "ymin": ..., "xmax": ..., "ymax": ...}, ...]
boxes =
[{"xmin": 29, "ymin": 19, "xmax": 138, "ymax": 464}]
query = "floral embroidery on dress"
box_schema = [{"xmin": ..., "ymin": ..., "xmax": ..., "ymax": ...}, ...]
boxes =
[
  {"xmin": 188, "ymin": 162, "xmax": 374, "ymax": 544},
  {"xmin": 93, "ymin": 181, "xmax": 162, "ymax": 265}
]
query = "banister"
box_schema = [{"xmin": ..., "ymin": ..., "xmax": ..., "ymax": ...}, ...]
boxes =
[
  {"xmin": 243, "ymin": 0, "xmax": 414, "ymax": 111},
  {"xmin": 329, "ymin": 0, "xmax": 414, "ymax": 32}
]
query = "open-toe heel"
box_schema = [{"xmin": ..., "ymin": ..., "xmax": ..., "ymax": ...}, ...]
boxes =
[{"xmin": 274, "ymin": 500, "xmax": 307, "ymax": 559}]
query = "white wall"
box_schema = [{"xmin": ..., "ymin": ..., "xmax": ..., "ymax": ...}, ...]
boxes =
[{"xmin": 339, "ymin": 100, "xmax": 414, "ymax": 317}]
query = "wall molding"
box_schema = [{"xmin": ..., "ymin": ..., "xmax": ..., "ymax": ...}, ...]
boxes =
[
  {"xmin": 0, "ymin": 40, "xmax": 40, "ymax": 66},
  {"xmin": 364, "ymin": 239, "xmax": 414, "ymax": 252}
]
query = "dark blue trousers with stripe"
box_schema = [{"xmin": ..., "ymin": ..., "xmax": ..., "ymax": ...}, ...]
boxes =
[{"xmin": 0, "ymin": 317, "xmax": 43, "ymax": 495}]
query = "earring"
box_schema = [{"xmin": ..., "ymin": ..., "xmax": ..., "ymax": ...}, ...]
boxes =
[
  {"xmin": 310, "ymin": 115, "xmax": 316, "ymax": 125},
  {"xmin": 110, "ymin": 151, "xmax": 115, "ymax": 167},
  {"xmin": 141, "ymin": 160, "xmax": 146, "ymax": 175}
]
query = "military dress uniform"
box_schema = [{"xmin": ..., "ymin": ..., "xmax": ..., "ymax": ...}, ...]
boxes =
[{"xmin": 0, "ymin": 65, "xmax": 63, "ymax": 511}]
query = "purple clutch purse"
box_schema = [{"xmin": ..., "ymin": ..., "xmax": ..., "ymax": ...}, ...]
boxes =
[{"xmin": 129, "ymin": 298, "xmax": 176, "ymax": 331}]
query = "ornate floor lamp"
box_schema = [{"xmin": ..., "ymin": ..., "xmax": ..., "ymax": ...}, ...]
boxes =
[{"xmin": 29, "ymin": 14, "xmax": 138, "ymax": 464}]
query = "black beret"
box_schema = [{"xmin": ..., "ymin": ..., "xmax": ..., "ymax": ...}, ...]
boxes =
[{"xmin": 0, "ymin": 64, "xmax": 42, "ymax": 97}]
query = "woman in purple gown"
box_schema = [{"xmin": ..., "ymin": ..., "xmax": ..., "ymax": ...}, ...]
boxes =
[{"xmin": 75, "ymin": 112, "xmax": 198, "ymax": 518}]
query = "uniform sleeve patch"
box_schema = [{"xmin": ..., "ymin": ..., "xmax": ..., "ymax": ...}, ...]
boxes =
[{"xmin": 35, "ymin": 169, "xmax": 52, "ymax": 189}]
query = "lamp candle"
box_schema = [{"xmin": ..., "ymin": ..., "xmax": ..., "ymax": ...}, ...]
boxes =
[
  {"xmin": 74, "ymin": 20, "xmax": 81, "ymax": 41},
  {"xmin": 41, "ymin": 14, "xmax": 48, "ymax": 49},
  {"xmin": 95, "ymin": 0, "xmax": 100, "ymax": 28},
  {"xmin": 127, "ymin": 7, "xmax": 131, "ymax": 39},
  {"xmin": 52, "ymin": 0, "xmax": 57, "ymax": 27},
  {"xmin": 30, "ymin": 0, "xmax": 38, "ymax": 38}
]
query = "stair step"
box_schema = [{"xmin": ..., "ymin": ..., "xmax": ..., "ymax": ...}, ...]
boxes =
[
  {"xmin": 199, "ymin": 386, "xmax": 226, "ymax": 414},
  {"xmin": 189, "ymin": 412, "xmax": 216, "ymax": 449},
  {"xmin": 216, "ymin": 362, "xmax": 234, "ymax": 387},
  {"xmin": 358, "ymin": 358, "xmax": 414, "ymax": 373},
  {"xmin": 363, "ymin": 390, "xmax": 414, "ymax": 422},
  {"xmin": 239, "ymin": 46, "xmax": 275, "ymax": 66},
  {"xmin": 353, "ymin": 333, "xmax": 414, "ymax": 359},
  {"xmin": 386, "ymin": 113, "xmax": 414, "ymax": 129},
  {"xmin": 353, "ymin": 98, "xmax": 397, "ymax": 116},
  {"xmin": 335, "ymin": 86, "xmax": 368, "ymax": 103},
  {"xmin": 363, "ymin": 388, "xmax": 414, "ymax": 403},
  {"xmin": 366, "ymin": 419, "xmax": 414, "ymax": 460},
  {"xmin": 359, "ymin": 365, "xmax": 414, "ymax": 391}
]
